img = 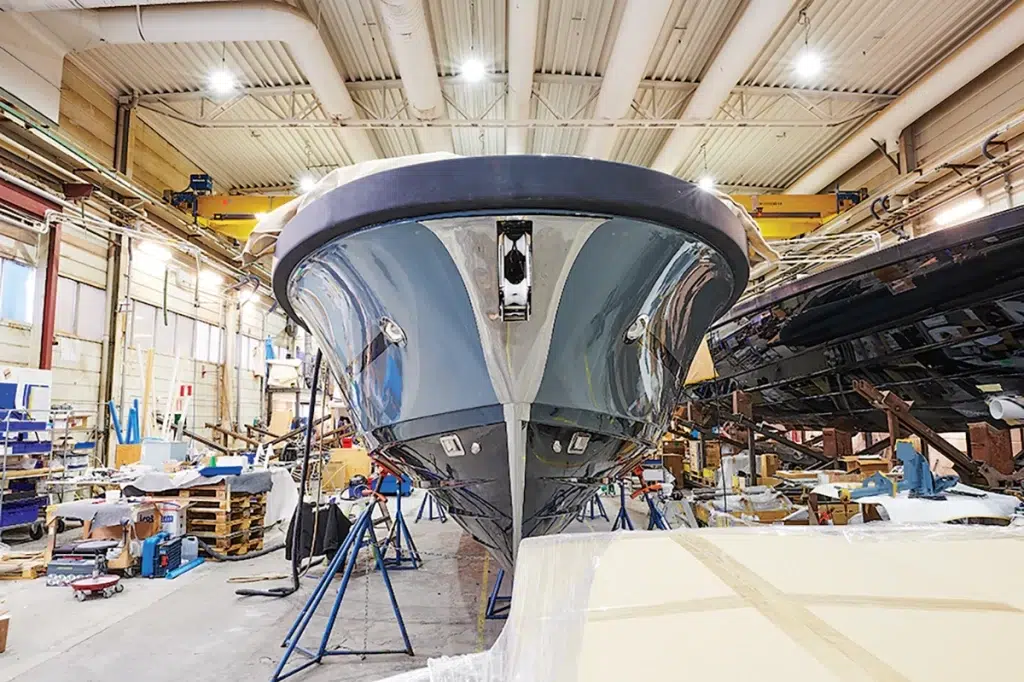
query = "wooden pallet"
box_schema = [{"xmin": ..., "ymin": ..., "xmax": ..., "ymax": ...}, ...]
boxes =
[
  {"xmin": 187, "ymin": 516, "xmax": 253, "ymax": 536},
  {"xmin": 197, "ymin": 525, "xmax": 265, "ymax": 545},
  {"xmin": 209, "ymin": 536, "xmax": 264, "ymax": 557},
  {"xmin": 0, "ymin": 552, "xmax": 46, "ymax": 580},
  {"xmin": 176, "ymin": 491, "xmax": 267, "ymax": 512}
]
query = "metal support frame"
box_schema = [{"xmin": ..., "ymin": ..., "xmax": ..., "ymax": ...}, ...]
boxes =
[
  {"xmin": 851, "ymin": 379, "xmax": 1024, "ymax": 488},
  {"xmin": 610, "ymin": 480, "xmax": 635, "ymax": 531},
  {"xmin": 727, "ymin": 413, "xmax": 831, "ymax": 465},
  {"xmin": 643, "ymin": 491, "xmax": 671, "ymax": 531},
  {"xmin": 380, "ymin": 488, "xmax": 421, "ymax": 570},
  {"xmin": 271, "ymin": 498, "xmax": 413, "ymax": 681},
  {"xmin": 414, "ymin": 491, "xmax": 447, "ymax": 523},
  {"xmin": 576, "ymin": 490, "xmax": 610, "ymax": 522},
  {"xmin": 485, "ymin": 568, "xmax": 511, "ymax": 620}
]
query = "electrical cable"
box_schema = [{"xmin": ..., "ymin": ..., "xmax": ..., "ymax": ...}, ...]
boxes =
[{"xmin": 235, "ymin": 348, "xmax": 322, "ymax": 598}]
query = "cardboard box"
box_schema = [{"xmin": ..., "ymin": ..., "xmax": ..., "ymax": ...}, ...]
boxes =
[
  {"xmin": 157, "ymin": 501, "xmax": 189, "ymax": 538},
  {"xmin": 115, "ymin": 443, "xmax": 142, "ymax": 468}
]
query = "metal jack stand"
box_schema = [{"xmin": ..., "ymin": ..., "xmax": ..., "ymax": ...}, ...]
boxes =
[
  {"xmin": 272, "ymin": 498, "xmax": 413, "ymax": 682},
  {"xmin": 643, "ymin": 491, "xmax": 671, "ymax": 530},
  {"xmin": 380, "ymin": 487, "xmax": 421, "ymax": 570},
  {"xmin": 415, "ymin": 491, "xmax": 447, "ymax": 523},
  {"xmin": 576, "ymin": 490, "xmax": 610, "ymax": 522},
  {"xmin": 485, "ymin": 568, "xmax": 511, "ymax": 620},
  {"xmin": 610, "ymin": 480, "xmax": 635, "ymax": 531}
]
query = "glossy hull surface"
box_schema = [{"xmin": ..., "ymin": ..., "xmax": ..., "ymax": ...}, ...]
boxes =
[
  {"xmin": 274, "ymin": 156, "xmax": 748, "ymax": 568},
  {"xmin": 689, "ymin": 205, "xmax": 1024, "ymax": 433}
]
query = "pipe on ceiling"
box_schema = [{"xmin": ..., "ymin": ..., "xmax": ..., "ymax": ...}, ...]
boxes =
[
  {"xmin": 581, "ymin": 0, "xmax": 672, "ymax": 160},
  {"xmin": 650, "ymin": 0, "xmax": 794, "ymax": 176},
  {"xmin": 33, "ymin": 1, "xmax": 377, "ymax": 163},
  {"xmin": 505, "ymin": 0, "xmax": 540, "ymax": 154},
  {"xmin": 787, "ymin": 0, "xmax": 1024, "ymax": 194},
  {"xmin": 377, "ymin": 0, "xmax": 455, "ymax": 154}
]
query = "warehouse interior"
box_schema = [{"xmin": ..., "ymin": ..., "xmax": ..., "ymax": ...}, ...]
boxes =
[{"xmin": 1, "ymin": 0, "xmax": 1024, "ymax": 680}]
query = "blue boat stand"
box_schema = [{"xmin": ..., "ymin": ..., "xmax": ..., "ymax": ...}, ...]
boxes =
[
  {"xmin": 576, "ymin": 490, "xmax": 610, "ymax": 522},
  {"xmin": 610, "ymin": 480, "xmax": 635, "ymax": 531},
  {"xmin": 415, "ymin": 491, "xmax": 447, "ymax": 523},
  {"xmin": 485, "ymin": 567, "xmax": 511, "ymax": 620},
  {"xmin": 271, "ymin": 497, "xmax": 413, "ymax": 681},
  {"xmin": 380, "ymin": 485, "xmax": 421, "ymax": 570}
]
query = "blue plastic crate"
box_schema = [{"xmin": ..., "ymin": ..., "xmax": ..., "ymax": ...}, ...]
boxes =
[{"xmin": 0, "ymin": 495, "xmax": 45, "ymax": 529}]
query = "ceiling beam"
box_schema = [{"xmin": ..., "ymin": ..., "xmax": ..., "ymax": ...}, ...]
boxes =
[{"xmin": 138, "ymin": 78, "xmax": 894, "ymax": 104}]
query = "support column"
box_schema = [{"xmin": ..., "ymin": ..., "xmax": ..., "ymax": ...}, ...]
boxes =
[
  {"xmin": 968, "ymin": 422, "xmax": 1014, "ymax": 475},
  {"xmin": 822, "ymin": 428, "xmax": 853, "ymax": 465},
  {"xmin": 37, "ymin": 221, "xmax": 61, "ymax": 370}
]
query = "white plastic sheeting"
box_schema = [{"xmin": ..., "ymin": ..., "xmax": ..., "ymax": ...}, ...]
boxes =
[{"xmin": 378, "ymin": 525, "xmax": 1024, "ymax": 681}]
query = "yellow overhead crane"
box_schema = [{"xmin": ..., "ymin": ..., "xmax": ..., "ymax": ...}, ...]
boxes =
[
  {"xmin": 168, "ymin": 174, "xmax": 864, "ymax": 242},
  {"xmin": 731, "ymin": 191, "xmax": 865, "ymax": 239}
]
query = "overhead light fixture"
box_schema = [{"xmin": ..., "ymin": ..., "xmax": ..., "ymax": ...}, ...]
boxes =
[
  {"xmin": 298, "ymin": 176, "xmax": 317, "ymax": 193},
  {"xmin": 697, "ymin": 175, "xmax": 715, "ymax": 192},
  {"xmin": 934, "ymin": 197, "xmax": 985, "ymax": 226},
  {"xmin": 138, "ymin": 241, "xmax": 172, "ymax": 262},
  {"xmin": 199, "ymin": 269, "xmax": 223, "ymax": 287},
  {"xmin": 794, "ymin": 9, "xmax": 824, "ymax": 79},
  {"xmin": 460, "ymin": 58, "xmax": 487, "ymax": 83},
  {"xmin": 795, "ymin": 50, "xmax": 824, "ymax": 79},
  {"xmin": 207, "ymin": 67, "xmax": 236, "ymax": 96}
]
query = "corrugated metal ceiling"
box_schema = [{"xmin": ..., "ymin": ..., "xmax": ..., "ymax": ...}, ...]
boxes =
[{"xmin": 62, "ymin": 0, "xmax": 1017, "ymax": 192}]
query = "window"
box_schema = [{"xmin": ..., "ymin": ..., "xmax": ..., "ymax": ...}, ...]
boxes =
[
  {"xmin": 0, "ymin": 259, "xmax": 35, "ymax": 324},
  {"xmin": 175, "ymin": 315, "xmax": 194, "ymax": 358},
  {"xmin": 249, "ymin": 336, "xmax": 264, "ymax": 373},
  {"xmin": 155, "ymin": 311, "xmax": 176, "ymax": 355},
  {"xmin": 131, "ymin": 300, "xmax": 156, "ymax": 349},
  {"xmin": 195, "ymin": 321, "xmax": 210, "ymax": 362},
  {"xmin": 57, "ymin": 277, "xmax": 107, "ymax": 341},
  {"xmin": 77, "ymin": 284, "xmax": 106, "ymax": 341},
  {"xmin": 194, "ymin": 321, "xmax": 224, "ymax": 364},
  {"xmin": 56, "ymin": 277, "xmax": 77, "ymax": 334}
]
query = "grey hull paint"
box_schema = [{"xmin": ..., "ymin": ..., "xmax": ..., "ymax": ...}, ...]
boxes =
[{"xmin": 288, "ymin": 215, "xmax": 737, "ymax": 569}]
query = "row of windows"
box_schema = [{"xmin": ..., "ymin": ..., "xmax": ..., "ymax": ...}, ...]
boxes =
[{"xmin": 56, "ymin": 277, "xmax": 106, "ymax": 341}]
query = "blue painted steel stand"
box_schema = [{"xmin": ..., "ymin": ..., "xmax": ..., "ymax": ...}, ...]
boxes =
[
  {"xmin": 414, "ymin": 491, "xmax": 447, "ymax": 523},
  {"xmin": 610, "ymin": 481, "xmax": 635, "ymax": 531},
  {"xmin": 644, "ymin": 491, "xmax": 671, "ymax": 530},
  {"xmin": 576, "ymin": 491, "xmax": 610, "ymax": 522},
  {"xmin": 485, "ymin": 568, "xmax": 511, "ymax": 620},
  {"xmin": 380, "ymin": 488, "xmax": 421, "ymax": 570},
  {"xmin": 271, "ymin": 499, "xmax": 413, "ymax": 682}
]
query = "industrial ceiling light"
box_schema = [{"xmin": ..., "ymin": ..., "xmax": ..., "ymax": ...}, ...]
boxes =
[
  {"xmin": 794, "ymin": 9, "xmax": 824, "ymax": 80},
  {"xmin": 934, "ymin": 196, "xmax": 985, "ymax": 226},
  {"xmin": 298, "ymin": 176, "xmax": 317, "ymax": 193},
  {"xmin": 697, "ymin": 175, "xmax": 715, "ymax": 192},
  {"xmin": 460, "ymin": 58, "xmax": 487, "ymax": 83},
  {"xmin": 795, "ymin": 50, "xmax": 824, "ymax": 79},
  {"xmin": 207, "ymin": 67, "xmax": 236, "ymax": 96}
]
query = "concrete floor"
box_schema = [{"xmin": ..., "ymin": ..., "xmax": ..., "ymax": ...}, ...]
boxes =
[{"xmin": 1, "ymin": 491, "xmax": 644, "ymax": 682}]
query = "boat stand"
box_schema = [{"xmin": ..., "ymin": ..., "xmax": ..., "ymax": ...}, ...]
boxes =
[
  {"xmin": 485, "ymin": 567, "xmax": 511, "ymax": 620},
  {"xmin": 414, "ymin": 491, "xmax": 447, "ymax": 523},
  {"xmin": 271, "ymin": 498, "xmax": 414, "ymax": 682},
  {"xmin": 576, "ymin": 490, "xmax": 609, "ymax": 522},
  {"xmin": 610, "ymin": 481, "xmax": 635, "ymax": 531},
  {"xmin": 380, "ymin": 488, "xmax": 421, "ymax": 570},
  {"xmin": 644, "ymin": 491, "xmax": 671, "ymax": 530}
]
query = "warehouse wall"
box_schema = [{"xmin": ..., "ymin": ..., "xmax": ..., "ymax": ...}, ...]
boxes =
[
  {"xmin": 0, "ymin": 227, "xmax": 41, "ymax": 370},
  {"xmin": 58, "ymin": 60, "xmax": 207, "ymax": 195},
  {"xmin": 835, "ymin": 44, "xmax": 1024, "ymax": 230}
]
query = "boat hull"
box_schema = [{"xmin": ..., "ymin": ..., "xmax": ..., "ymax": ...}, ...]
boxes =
[
  {"xmin": 275, "ymin": 156, "xmax": 748, "ymax": 568},
  {"xmin": 689, "ymin": 205, "xmax": 1024, "ymax": 433}
]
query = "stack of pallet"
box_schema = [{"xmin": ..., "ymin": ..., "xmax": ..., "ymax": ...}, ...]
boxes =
[
  {"xmin": 176, "ymin": 484, "xmax": 267, "ymax": 556},
  {"xmin": 0, "ymin": 551, "xmax": 46, "ymax": 580}
]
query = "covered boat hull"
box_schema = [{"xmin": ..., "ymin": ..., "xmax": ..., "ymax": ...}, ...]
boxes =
[
  {"xmin": 274, "ymin": 156, "xmax": 748, "ymax": 568},
  {"xmin": 689, "ymin": 205, "xmax": 1024, "ymax": 433}
]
